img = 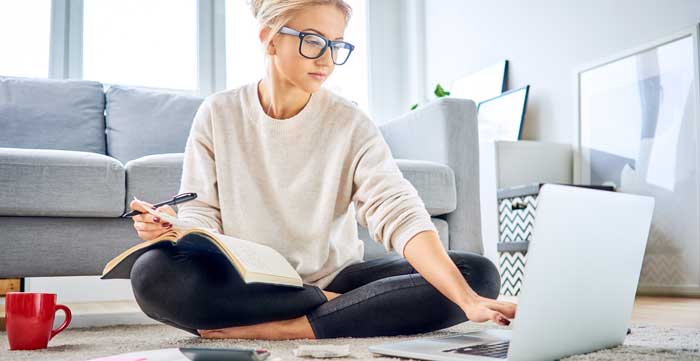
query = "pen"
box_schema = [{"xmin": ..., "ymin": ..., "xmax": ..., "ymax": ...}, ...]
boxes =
[{"xmin": 120, "ymin": 192, "xmax": 197, "ymax": 218}]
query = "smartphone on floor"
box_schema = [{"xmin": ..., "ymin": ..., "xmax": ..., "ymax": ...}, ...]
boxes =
[{"xmin": 179, "ymin": 347, "xmax": 270, "ymax": 361}]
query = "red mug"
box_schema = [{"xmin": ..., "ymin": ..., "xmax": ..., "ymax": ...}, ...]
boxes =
[{"xmin": 5, "ymin": 292, "xmax": 72, "ymax": 350}]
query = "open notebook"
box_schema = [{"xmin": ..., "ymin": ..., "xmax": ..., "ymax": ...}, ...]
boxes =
[{"xmin": 100, "ymin": 197, "xmax": 304, "ymax": 288}]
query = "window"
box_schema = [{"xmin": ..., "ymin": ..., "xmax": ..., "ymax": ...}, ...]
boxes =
[
  {"xmin": 322, "ymin": 0, "xmax": 368, "ymax": 111},
  {"xmin": 225, "ymin": 0, "xmax": 369, "ymax": 111},
  {"xmin": 225, "ymin": 0, "xmax": 265, "ymax": 89},
  {"xmin": 0, "ymin": 0, "xmax": 51, "ymax": 78},
  {"xmin": 83, "ymin": 0, "xmax": 198, "ymax": 90}
]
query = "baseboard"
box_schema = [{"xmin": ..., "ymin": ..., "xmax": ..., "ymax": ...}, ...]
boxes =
[{"xmin": 1, "ymin": 300, "xmax": 160, "ymax": 331}]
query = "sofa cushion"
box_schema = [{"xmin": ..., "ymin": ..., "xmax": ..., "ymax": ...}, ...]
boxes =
[
  {"xmin": 105, "ymin": 85, "xmax": 204, "ymax": 164},
  {"xmin": 0, "ymin": 147, "xmax": 125, "ymax": 217},
  {"xmin": 396, "ymin": 159, "xmax": 457, "ymax": 216},
  {"xmin": 125, "ymin": 153, "xmax": 185, "ymax": 209},
  {"xmin": 0, "ymin": 76, "xmax": 106, "ymax": 153}
]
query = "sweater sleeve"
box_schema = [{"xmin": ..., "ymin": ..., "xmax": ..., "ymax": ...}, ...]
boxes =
[
  {"xmin": 351, "ymin": 123, "xmax": 439, "ymax": 258},
  {"xmin": 175, "ymin": 98, "xmax": 224, "ymax": 234}
]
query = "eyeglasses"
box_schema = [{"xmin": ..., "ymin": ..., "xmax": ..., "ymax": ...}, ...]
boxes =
[{"xmin": 278, "ymin": 26, "xmax": 355, "ymax": 65}]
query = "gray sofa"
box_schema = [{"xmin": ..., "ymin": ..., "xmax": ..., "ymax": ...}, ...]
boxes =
[{"xmin": 0, "ymin": 75, "xmax": 482, "ymax": 278}]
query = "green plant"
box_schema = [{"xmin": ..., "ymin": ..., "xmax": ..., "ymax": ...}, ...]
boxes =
[{"xmin": 410, "ymin": 83, "xmax": 451, "ymax": 110}]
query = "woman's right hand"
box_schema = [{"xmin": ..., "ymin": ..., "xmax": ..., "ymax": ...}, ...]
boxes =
[
  {"xmin": 461, "ymin": 296, "xmax": 516, "ymax": 327},
  {"xmin": 129, "ymin": 199, "xmax": 178, "ymax": 241}
]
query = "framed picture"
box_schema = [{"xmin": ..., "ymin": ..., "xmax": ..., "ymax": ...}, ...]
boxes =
[
  {"xmin": 477, "ymin": 85, "xmax": 530, "ymax": 141},
  {"xmin": 450, "ymin": 60, "xmax": 508, "ymax": 104},
  {"xmin": 574, "ymin": 24, "xmax": 700, "ymax": 296}
]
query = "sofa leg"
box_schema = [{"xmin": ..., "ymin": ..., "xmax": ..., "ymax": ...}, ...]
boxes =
[{"xmin": 0, "ymin": 278, "xmax": 23, "ymax": 331}]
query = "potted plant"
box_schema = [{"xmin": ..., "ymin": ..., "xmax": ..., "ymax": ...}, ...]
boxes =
[{"xmin": 410, "ymin": 83, "xmax": 450, "ymax": 110}]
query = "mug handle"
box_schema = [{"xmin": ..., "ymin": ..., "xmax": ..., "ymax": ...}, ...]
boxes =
[{"xmin": 50, "ymin": 304, "xmax": 72, "ymax": 340}]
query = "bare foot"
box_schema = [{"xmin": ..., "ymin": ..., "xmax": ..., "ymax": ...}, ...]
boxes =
[
  {"xmin": 322, "ymin": 290, "xmax": 342, "ymax": 301},
  {"xmin": 198, "ymin": 315, "xmax": 315, "ymax": 340},
  {"xmin": 197, "ymin": 291, "xmax": 343, "ymax": 340}
]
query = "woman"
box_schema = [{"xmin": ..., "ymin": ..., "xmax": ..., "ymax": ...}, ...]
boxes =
[{"xmin": 128, "ymin": 0, "xmax": 516, "ymax": 340}]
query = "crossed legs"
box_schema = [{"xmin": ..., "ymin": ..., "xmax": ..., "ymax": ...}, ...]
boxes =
[{"xmin": 130, "ymin": 243, "xmax": 501, "ymax": 339}]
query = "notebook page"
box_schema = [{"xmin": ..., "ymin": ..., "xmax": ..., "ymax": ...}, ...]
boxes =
[
  {"xmin": 131, "ymin": 197, "xmax": 299, "ymax": 281},
  {"xmin": 214, "ymin": 233, "xmax": 300, "ymax": 279}
]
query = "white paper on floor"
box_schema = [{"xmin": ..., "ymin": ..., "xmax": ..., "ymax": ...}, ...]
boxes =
[{"xmin": 292, "ymin": 344, "xmax": 351, "ymax": 358}]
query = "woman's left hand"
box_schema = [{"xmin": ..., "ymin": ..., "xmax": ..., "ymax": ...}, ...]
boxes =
[{"xmin": 461, "ymin": 296, "xmax": 517, "ymax": 326}]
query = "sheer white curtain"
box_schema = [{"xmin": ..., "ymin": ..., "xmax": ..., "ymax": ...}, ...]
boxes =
[
  {"xmin": 83, "ymin": 0, "xmax": 198, "ymax": 90},
  {"xmin": 0, "ymin": 0, "xmax": 51, "ymax": 78}
]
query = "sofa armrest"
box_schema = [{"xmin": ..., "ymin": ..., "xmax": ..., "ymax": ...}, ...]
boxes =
[{"xmin": 378, "ymin": 97, "xmax": 482, "ymax": 254}]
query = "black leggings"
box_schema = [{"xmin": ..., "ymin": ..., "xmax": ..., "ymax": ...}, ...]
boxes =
[{"xmin": 129, "ymin": 236, "xmax": 502, "ymax": 339}]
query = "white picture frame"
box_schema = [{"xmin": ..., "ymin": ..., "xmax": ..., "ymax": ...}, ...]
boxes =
[
  {"xmin": 477, "ymin": 85, "xmax": 530, "ymax": 142},
  {"xmin": 450, "ymin": 60, "xmax": 508, "ymax": 104},
  {"xmin": 574, "ymin": 24, "xmax": 700, "ymax": 296}
]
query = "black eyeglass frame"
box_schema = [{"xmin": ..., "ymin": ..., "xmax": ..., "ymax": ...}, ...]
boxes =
[{"xmin": 278, "ymin": 26, "xmax": 355, "ymax": 65}]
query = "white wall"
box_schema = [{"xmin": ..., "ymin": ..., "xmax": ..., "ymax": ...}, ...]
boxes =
[
  {"xmin": 424, "ymin": 0, "xmax": 700, "ymax": 143},
  {"xmin": 367, "ymin": 0, "xmax": 426, "ymax": 124}
]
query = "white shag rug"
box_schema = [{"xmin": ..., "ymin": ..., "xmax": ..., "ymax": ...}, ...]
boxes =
[{"xmin": 1, "ymin": 321, "xmax": 699, "ymax": 361}]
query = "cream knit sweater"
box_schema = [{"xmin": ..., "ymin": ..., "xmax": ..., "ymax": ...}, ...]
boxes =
[{"xmin": 176, "ymin": 80, "xmax": 437, "ymax": 289}]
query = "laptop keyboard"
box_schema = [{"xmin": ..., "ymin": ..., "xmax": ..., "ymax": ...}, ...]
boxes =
[{"xmin": 442, "ymin": 341, "xmax": 510, "ymax": 359}]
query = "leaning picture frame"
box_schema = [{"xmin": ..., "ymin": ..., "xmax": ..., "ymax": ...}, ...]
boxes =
[
  {"xmin": 477, "ymin": 85, "xmax": 530, "ymax": 142},
  {"xmin": 450, "ymin": 60, "xmax": 508, "ymax": 104},
  {"xmin": 574, "ymin": 23, "xmax": 700, "ymax": 296}
]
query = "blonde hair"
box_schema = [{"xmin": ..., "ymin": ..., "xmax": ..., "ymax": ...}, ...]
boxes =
[{"xmin": 249, "ymin": 0, "xmax": 352, "ymax": 58}]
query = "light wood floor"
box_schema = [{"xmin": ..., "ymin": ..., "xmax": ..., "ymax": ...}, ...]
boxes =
[
  {"xmin": 628, "ymin": 296, "xmax": 700, "ymax": 328},
  {"xmin": 2, "ymin": 295, "xmax": 699, "ymax": 331},
  {"xmin": 497, "ymin": 295, "xmax": 700, "ymax": 328}
]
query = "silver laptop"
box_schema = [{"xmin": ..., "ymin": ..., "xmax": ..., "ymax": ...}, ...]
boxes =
[{"xmin": 369, "ymin": 184, "xmax": 655, "ymax": 361}]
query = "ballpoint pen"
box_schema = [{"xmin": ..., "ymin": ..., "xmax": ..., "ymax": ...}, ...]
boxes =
[{"xmin": 120, "ymin": 192, "xmax": 197, "ymax": 218}]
